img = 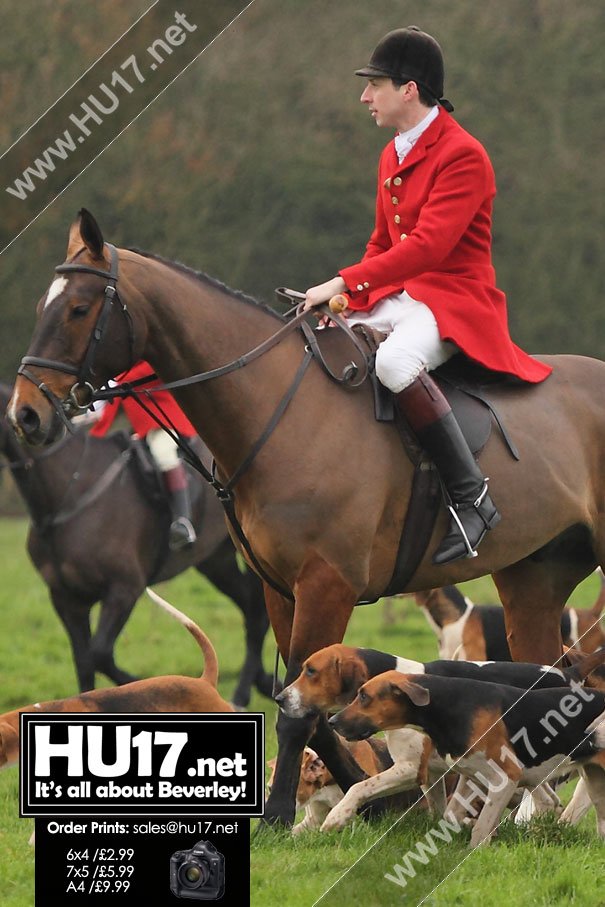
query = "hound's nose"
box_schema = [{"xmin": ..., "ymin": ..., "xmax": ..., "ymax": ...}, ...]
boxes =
[
  {"xmin": 14, "ymin": 405, "xmax": 41, "ymax": 439},
  {"xmin": 273, "ymin": 689, "xmax": 286, "ymax": 705}
]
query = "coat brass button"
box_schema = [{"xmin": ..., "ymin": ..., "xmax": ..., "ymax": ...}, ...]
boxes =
[
  {"xmin": 393, "ymin": 176, "xmax": 402, "ymax": 186},
  {"xmin": 400, "ymin": 233, "xmax": 408, "ymax": 241},
  {"xmin": 383, "ymin": 177, "xmax": 391, "ymax": 189},
  {"xmin": 356, "ymin": 284, "xmax": 364, "ymax": 291},
  {"xmin": 391, "ymin": 196, "xmax": 399, "ymax": 205},
  {"xmin": 394, "ymin": 214, "xmax": 401, "ymax": 224}
]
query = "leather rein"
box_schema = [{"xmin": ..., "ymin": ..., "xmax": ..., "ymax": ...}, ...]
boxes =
[{"xmin": 16, "ymin": 247, "xmax": 373, "ymax": 600}]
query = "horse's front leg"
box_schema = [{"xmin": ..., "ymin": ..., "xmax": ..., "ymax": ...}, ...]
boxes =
[{"xmin": 263, "ymin": 558, "xmax": 361, "ymax": 826}]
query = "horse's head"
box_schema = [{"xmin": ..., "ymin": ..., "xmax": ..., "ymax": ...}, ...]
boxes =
[{"xmin": 9, "ymin": 209, "xmax": 137, "ymax": 446}]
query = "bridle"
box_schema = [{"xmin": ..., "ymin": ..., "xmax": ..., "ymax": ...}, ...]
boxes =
[{"xmin": 17, "ymin": 243, "xmax": 134, "ymax": 429}]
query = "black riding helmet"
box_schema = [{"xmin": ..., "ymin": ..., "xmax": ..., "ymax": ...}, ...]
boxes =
[{"xmin": 355, "ymin": 26, "xmax": 454, "ymax": 112}]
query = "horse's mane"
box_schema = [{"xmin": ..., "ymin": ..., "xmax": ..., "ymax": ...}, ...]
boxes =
[{"xmin": 128, "ymin": 248, "xmax": 286, "ymax": 322}]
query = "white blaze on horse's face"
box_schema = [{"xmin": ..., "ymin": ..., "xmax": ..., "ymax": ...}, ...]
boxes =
[{"xmin": 43, "ymin": 276, "xmax": 68, "ymax": 309}]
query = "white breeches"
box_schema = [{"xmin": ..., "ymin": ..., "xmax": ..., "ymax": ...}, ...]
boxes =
[
  {"xmin": 145, "ymin": 428, "xmax": 180, "ymax": 471},
  {"xmin": 347, "ymin": 292, "xmax": 458, "ymax": 393}
]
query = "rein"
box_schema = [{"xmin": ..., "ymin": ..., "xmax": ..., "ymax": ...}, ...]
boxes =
[
  {"xmin": 0, "ymin": 421, "xmax": 75, "ymax": 473},
  {"xmin": 92, "ymin": 302, "xmax": 369, "ymax": 401},
  {"xmin": 34, "ymin": 444, "xmax": 133, "ymax": 534},
  {"xmin": 3, "ymin": 426, "xmax": 134, "ymax": 534}
]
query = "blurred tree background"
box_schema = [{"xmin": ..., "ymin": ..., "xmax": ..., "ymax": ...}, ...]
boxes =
[{"xmin": 0, "ymin": 0, "xmax": 604, "ymax": 383}]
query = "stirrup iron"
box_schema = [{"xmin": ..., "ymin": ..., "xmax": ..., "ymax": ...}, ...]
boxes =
[{"xmin": 445, "ymin": 503, "xmax": 479, "ymax": 559}]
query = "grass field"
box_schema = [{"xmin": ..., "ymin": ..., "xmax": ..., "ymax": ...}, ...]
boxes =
[{"xmin": 1, "ymin": 516, "xmax": 605, "ymax": 905}]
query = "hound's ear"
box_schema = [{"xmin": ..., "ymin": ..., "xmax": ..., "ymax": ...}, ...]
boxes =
[
  {"xmin": 302, "ymin": 756, "xmax": 326, "ymax": 782},
  {"xmin": 561, "ymin": 645, "xmax": 582, "ymax": 666},
  {"xmin": 389, "ymin": 678, "xmax": 430, "ymax": 707},
  {"xmin": 66, "ymin": 208, "xmax": 105, "ymax": 260},
  {"xmin": 413, "ymin": 590, "xmax": 432, "ymax": 607},
  {"xmin": 338, "ymin": 657, "xmax": 367, "ymax": 700}
]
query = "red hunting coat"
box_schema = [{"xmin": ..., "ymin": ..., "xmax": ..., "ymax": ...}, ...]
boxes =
[
  {"xmin": 339, "ymin": 108, "xmax": 551, "ymax": 383},
  {"xmin": 90, "ymin": 361, "xmax": 196, "ymax": 438}
]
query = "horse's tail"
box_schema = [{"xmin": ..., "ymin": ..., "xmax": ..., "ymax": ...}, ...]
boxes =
[{"xmin": 145, "ymin": 587, "xmax": 219, "ymax": 687}]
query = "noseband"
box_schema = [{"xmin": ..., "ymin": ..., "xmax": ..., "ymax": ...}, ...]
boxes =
[{"xmin": 17, "ymin": 243, "xmax": 133, "ymax": 426}]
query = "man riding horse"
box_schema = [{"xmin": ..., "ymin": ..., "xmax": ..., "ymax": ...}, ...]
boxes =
[
  {"xmin": 90, "ymin": 360, "xmax": 198, "ymax": 550},
  {"xmin": 304, "ymin": 26, "xmax": 551, "ymax": 564}
]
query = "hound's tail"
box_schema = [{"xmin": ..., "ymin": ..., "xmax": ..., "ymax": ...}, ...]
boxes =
[{"xmin": 145, "ymin": 587, "xmax": 219, "ymax": 687}]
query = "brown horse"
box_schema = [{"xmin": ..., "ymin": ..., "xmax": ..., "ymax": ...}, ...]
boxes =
[
  {"xmin": 0, "ymin": 382, "xmax": 272, "ymax": 708},
  {"xmin": 8, "ymin": 210, "xmax": 605, "ymax": 825}
]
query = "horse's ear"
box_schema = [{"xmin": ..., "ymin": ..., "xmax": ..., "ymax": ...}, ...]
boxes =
[
  {"xmin": 389, "ymin": 676, "xmax": 430, "ymax": 707},
  {"xmin": 66, "ymin": 208, "xmax": 105, "ymax": 260}
]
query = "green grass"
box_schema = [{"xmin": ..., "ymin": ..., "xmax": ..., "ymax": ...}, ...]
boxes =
[{"xmin": 1, "ymin": 516, "xmax": 605, "ymax": 905}]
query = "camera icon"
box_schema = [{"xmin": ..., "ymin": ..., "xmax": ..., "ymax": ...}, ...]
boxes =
[{"xmin": 170, "ymin": 840, "xmax": 225, "ymax": 900}]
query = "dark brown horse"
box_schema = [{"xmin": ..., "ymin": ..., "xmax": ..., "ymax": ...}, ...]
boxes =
[
  {"xmin": 0, "ymin": 382, "xmax": 272, "ymax": 708},
  {"xmin": 9, "ymin": 210, "xmax": 605, "ymax": 825}
]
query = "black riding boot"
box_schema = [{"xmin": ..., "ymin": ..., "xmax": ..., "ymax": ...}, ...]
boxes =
[
  {"xmin": 163, "ymin": 464, "xmax": 197, "ymax": 551},
  {"xmin": 395, "ymin": 370, "xmax": 501, "ymax": 565}
]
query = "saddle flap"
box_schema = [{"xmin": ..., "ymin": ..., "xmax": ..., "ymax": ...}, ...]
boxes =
[{"xmin": 435, "ymin": 380, "xmax": 492, "ymax": 457}]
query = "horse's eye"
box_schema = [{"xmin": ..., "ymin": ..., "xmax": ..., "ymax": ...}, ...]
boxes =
[{"xmin": 70, "ymin": 304, "xmax": 90, "ymax": 318}]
